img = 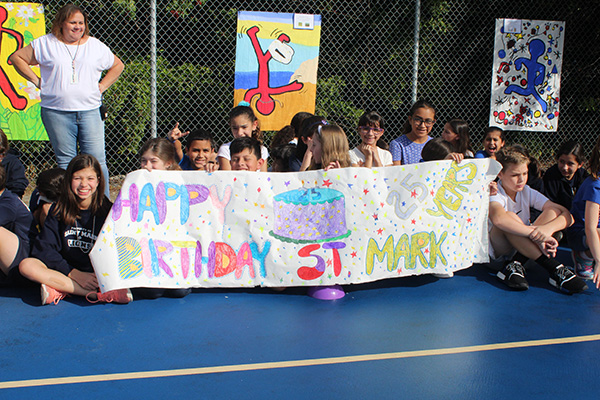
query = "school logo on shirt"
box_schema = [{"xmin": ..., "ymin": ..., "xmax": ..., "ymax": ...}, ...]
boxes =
[{"xmin": 65, "ymin": 227, "xmax": 97, "ymax": 252}]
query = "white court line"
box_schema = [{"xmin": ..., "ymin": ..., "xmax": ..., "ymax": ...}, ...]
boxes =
[{"xmin": 2, "ymin": 333, "xmax": 600, "ymax": 389}]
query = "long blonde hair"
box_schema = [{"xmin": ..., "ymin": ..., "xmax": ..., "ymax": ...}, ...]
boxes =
[{"xmin": 311, "ymin": 125, "xmax": 351, "ymax": 169}]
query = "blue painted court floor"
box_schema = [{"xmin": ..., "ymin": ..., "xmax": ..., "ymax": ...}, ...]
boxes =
[{"xmin": 1, "ymin": 260, "xmax": 600, "ymax": 399}]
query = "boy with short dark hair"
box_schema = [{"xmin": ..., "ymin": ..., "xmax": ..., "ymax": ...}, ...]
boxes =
[
  {"xmin": 0, "ymin": 164, "xmax": 34, "ymax": 285},
  {"xmin": 168, "ymin": 124, "xmax": 218, "ymax": 172},
  {"xmin": 489, "ymin": 146, "xmax": 587, "ymax": 294},
  {"xmin": 230, "ymin": 137, "xmax": 264, "ymax": 172}
]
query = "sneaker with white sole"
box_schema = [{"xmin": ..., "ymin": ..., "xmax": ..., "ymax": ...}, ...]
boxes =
[
  {"xmin": 549, "ymin": 265, "xmax": 588, "ymax": 294},
  {"xmin": 41, "ymin": 284, "xmax": 67, "ymax": 305},
  {"xmin": 86, "ymin": 289, "xmax": 133, "ymax": 304},
  {"xmin": 496, "ymin": 261, "xmax": 529, "ymax": 290},
  {"xmin": 572, "ymin": 251, "xmax": 594, "ymax": 280}
]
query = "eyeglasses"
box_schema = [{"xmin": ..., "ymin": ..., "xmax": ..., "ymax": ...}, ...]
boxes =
[
  {"xmin": 359, "ymin": 126, "xmax": 384, "ymax": 134},
  {"xmin": 412, "ymin": 116, "xmax": 435, "ymax": 127}
]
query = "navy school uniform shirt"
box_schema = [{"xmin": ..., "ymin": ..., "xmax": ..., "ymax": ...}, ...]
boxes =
[
  {"xmin": 31, "ymin": 200, "xmax": 112, "ymax": 275},
  {"xmin": 1, "ymin": 149, "xmax": 29, "ymax": 198},
  {"xmin": 0, "ymin": 188, "xmax": 34, "ymax": 248},
  {"xmin": 543, "ymin": 164, "xmax": 589, "ymax": 211}
]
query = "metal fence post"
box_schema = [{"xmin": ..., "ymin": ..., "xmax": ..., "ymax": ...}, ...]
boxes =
[
  {"xmin": 412, "ymin": 0, "xmax": 421, "ymax": 104},
  {"xmin": 150, "ymin": 0, "xmax": 157, "ymax": 138}
]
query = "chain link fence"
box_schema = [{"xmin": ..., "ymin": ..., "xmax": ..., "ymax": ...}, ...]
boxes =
[{"xmin": 10, "ymin": 0, "xmax": 600, "ymax": 191}]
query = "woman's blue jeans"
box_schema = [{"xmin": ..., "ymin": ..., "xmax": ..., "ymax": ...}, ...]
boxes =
[{"xmin": 41, "ymin": 107, "xmax": 110, "ymax": 197}]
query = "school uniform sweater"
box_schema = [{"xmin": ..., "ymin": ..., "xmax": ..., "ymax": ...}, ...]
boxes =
[
  {"xmin": 1, "ymin": 151, "xmax": 29, "ymax": 198},
  {"xmin": 543, "ymin": 164, "xmax": 589, "ymax": 211},
  {"xmin": 0, "ymin": 189, "xmax": 34, "ymax": 247},
  {"xmin": 31, "ymin": 201, "xmax": 111, "ymax": 275}
]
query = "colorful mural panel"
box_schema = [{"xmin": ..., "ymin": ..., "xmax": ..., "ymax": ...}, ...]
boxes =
[
  {"xmin": 234, "ymin": 11, "xmax": 321, "ymax": 131},
  {"xmin": 0, "ymin": 2, "xmax": 46, "ymax": 140},
  {"xmin": 489, "ymin": 19, "xmax": 565, "ymax": 132}
]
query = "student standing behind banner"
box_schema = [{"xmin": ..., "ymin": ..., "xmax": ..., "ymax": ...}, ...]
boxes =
[{"xmin": 10, "ymin": 3, "xmax": 124, "ymax": 197}]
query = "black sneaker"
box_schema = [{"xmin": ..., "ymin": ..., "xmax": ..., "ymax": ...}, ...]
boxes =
[
  {"xmin": 496, "ymin": 261, "xmax": 529, "ymax": 290},
  {"xmin": 549, "ymin": 265, "xmax": 588, "ymax": 294}
]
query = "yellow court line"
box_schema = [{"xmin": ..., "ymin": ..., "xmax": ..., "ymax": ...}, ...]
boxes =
[{"xmin": 2, "ymin": 333, "xmax": 600, "ymax": 390}]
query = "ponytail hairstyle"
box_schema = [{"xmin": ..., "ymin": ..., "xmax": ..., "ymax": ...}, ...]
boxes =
[
  {"xmin": 296, "ymin": 116, "xmax": 328, "ymax": 161},
  {"xmin": 589, "ymin": 136, "xmax": 600, "ymax": 180},
  {"xmin": 139, "ymin": 137, "xmax": 182, "ymax": 171},
  {"xmin": 401, "ymin": 99, "xmax": 437, "ymax": 135},
  {"xmin": 55, "ymin": 154, "xmax": 108, "ymax": 226},
  {"xmin": 229, "ymin": 105, "xmax": 262, "ymax": 143},
  {"xmin": 311, "ymin": 124, "xmax": 351, "ymax": 170},
  {"xmin": 446, "ymin": 119, "xmax": 472, "ymax": 155}
]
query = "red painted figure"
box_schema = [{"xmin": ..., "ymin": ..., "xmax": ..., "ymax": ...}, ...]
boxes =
[
  {"xmin": 243, "ymin": 26, "xmax": 303, "ymax": 116},
  {"xmin": 0, "ymin": 6, "xmax": 27, "ymax": 110}
]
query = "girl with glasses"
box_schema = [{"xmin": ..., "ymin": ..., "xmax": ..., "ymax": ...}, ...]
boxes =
[
  {"xmin": 350, "ymin": 111, "xmax": 393, "ymax": 168},
  {"xmin": 390, "ymin": 100, "xmax": 437, "ymax": 165}
]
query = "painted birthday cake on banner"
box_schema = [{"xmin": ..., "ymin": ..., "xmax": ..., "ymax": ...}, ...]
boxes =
[{"xmin": 270, "ymin": 187, "xmax": 351, "ymax": 243}]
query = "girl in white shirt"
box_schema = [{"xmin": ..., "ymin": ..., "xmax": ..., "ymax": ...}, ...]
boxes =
[{"xmin": 350, "ymin": 111, "xmax": 393, "ymax": 168}]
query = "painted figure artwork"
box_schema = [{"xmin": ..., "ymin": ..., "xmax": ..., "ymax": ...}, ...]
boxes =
[
  {"xmin": 234, "ymin": 11, "xmax": 321, "ymax": 131},
  {"xmin": 0, "ymin": 2, "xmax": 46, "ymax": 140},
  {"xmin": 489, "ymin": 19, "xmax": 565, "ymax": 132}
]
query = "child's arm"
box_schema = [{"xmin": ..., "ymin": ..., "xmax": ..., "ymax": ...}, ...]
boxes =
[
  {"xmin": 490, "ymin": 201, "xmax": 558, "ymax": 257},
  {"xmin": 583, "ymin": 201, "xmax": 600, "ymax": 288},
  {"xmin": 357, "ymin": 144, "xmax": 374, "ymax": 168},
  {"xmin": 3, "ymin": 154, "xmax": 29, "ymax": 197},
  {"xmin": 30, "ymin": 211, "xmax": 72, "ymax": 276},
  {"xmin": 445, "ymin": 153, "xmax": 464, "ymax": 163},
  {"xmin": 489, "ymin": 202, "xmax": 538, "ymax": 237},
  {"xmin": 168, "ymin": 123, "xmax": 189, "ymax": 162},
  {"xmin": 218, "ymin": 156, "xmax": 232, "ymax": 170},
  {"xmin": 529, "ymin": 201, "xmax": 573, "ymax": 244},
  {"xmin": 299, "ymin": 147, "xmax": 313, "ymax": 171}
]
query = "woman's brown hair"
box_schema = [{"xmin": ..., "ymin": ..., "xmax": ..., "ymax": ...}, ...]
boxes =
[{"xmin": 51, "ymin": 3, "xmax": 90, "ymax": 40}]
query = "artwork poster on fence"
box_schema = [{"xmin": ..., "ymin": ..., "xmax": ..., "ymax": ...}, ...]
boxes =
[{"xmin": 489, "ymin": 18, "xmax": 565, "ymax": 132}]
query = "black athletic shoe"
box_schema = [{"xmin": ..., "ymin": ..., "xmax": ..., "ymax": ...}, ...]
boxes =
[
  {"xmin": 496, "ymin": 261, "xmax": 529, "ymax": 290},
  {"xmin": 549, "ymin": 265, "xmax": 588, "ymax": 294}
]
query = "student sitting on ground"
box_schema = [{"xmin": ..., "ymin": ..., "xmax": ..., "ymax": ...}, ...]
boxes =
[
  {"xmin": 29, "ymin": 167, "xmax": 65, "ymax": 230},
  {"xmin": 0, "ymin": 164, "xmax": 34, "ymax": 286},
  {"xmin": 19, "ymin": 154, "xmax": 132, "ymax": 305},
  {"xmin": 543, "ymin": 140, "xmax": 588, "ymax": 211},
  {"xmin": 567, "ymin": 136, "xmax": 600, "ymax": 285},
  {"xmin": 489, "ymin": 146, "xmax": 587, "ymax": 294},
  {"xmin": 229, "ymin": 137, "xmax": 265, "ymax": 172}
]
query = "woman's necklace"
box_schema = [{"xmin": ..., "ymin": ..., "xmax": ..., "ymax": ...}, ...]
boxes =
[
  {"xmin": 74, "ymin": 215, "xmax": 96, "ymax": 254},
  {"xmin": 63, "ymin": 37, "xmax": 82, "ymax": 84}
]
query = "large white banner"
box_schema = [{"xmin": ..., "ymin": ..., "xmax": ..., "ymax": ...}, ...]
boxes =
[
  {"xmin": 489, "ymin": 19, "xmax": 565, "ymax": 131},
  {"xmin": 90, "ymin": 160, "xmax": 501, "ymax": 292}
]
